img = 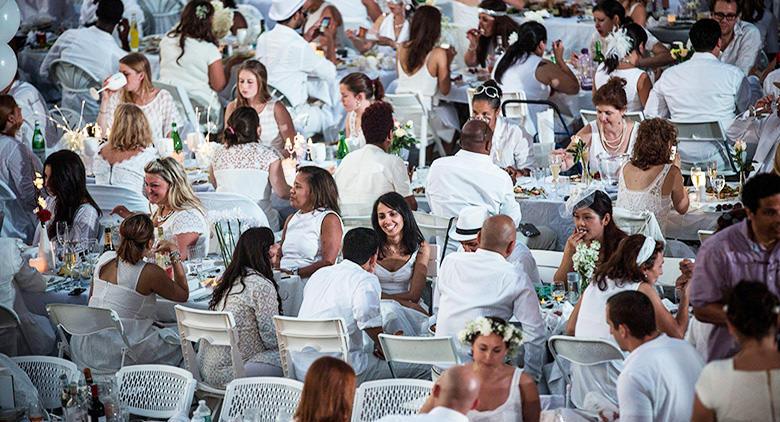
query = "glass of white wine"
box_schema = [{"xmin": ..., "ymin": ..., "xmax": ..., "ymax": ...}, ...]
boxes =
[
  {"xmin": 706, "ymin": 161, "xmax": 718, "ymax": 198},
  {"xmin": 549, "ymin": 153, "xmax": 563, "ymax": 184},
  {"xmin": 713, "ymin": 175, "xmax": 726, "ymax": 200},
  {"xmin": 690, "ymin": 165, "xmax": 706, "ymax": 203}
]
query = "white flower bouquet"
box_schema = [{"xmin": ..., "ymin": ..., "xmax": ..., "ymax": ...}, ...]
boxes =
[
  {"xmin": 573, "ymin": 240, "xmax": 600, "ymax": 290},
  {"xmin": 458, "ymin": 316, "xmax": 524, "ymax": 356},
  {"xmin": 391, "ymin": 120, "xmax": 417, "ymax": 156}
]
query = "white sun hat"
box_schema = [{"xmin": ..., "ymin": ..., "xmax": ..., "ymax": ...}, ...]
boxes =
[
  {"xmin": 448, "ymin": 206, "xmax": 490, "ymax": 242},
  {"xmin": 268, "ymin": 0, "xmax": 306, "ymax": 22}
]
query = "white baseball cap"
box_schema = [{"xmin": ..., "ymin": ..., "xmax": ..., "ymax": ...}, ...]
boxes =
[
  {"xmin": 449, "ymin": 206, "xmax": 490, "ymax": 242},
  {"xmin": 268, "ymin": 0, "xmax": 306, "ymax": 22}
]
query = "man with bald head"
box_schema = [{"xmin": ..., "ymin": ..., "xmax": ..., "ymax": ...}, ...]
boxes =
[{"xmin": 379, "ymin": 365, "xmax": 481, "ymax": 421}]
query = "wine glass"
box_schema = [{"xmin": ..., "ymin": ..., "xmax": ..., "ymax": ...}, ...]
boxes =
[
  {"xmin": 187, "ymin": 243, "xmax": 207, "ymax": 278},
  {"xmin": 549, "ymin": 153, "xmax": 563, "ymax": 184},
  {"xmin": 706, "ymin": 161, "xmax": 718, "ymax": 197},
  {"xmin": 56, "ymin": 222, "xmax": 69, "ymax": 245},
  {"xmin": 552, "ymin": 282, "xmax": 566, "ymax": 313},
  {"xmin": 713, "ymin": 175, "xmax": 726, "ymax": 200}
]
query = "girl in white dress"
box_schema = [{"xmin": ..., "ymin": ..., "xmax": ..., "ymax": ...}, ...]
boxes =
[
  {"xmin": 209, "ymin": 106, "xmax": 290, "ymax": 230},
  {"xmin": 566, "ymin": 235, "xmax": 692, "ymax": 409},
  {"xmin": 371, "ymin": 192, "xmax": 430, "ymax": 336},
  {"xmin": 593, "ymin": 24, "xmax": 652, "ymax": 112},
  {"xmin": 71, "ymin": 214, "xmax": 188, "ymax": 371},
  {"xmin": 339, "ymin": 72, "xmax": 384, "ymax": 151},
  {"xmin": 224, "ymin": 60, "xmax": 295, "ymax": 155},
  {"xmin": 94, "ymin": 103, "xmax": 159, "ymax": 193},
  {"xmin": 113, "ymin": 157, "xmax": 208, "ymax": 259},
  {"xmin": 346, "ymin": 0, "xmax": 411, "ymax": 56},
  {"xmin": 278, "ymin": 166, "xmax": 343, "ymax": 280},
  {"xmin": 421, "ymin": 316, "xmax": 540, "ymax": 422},
  {"xmin": 97, "ymin": 53, "xmax": 182, "ymax": 140}
]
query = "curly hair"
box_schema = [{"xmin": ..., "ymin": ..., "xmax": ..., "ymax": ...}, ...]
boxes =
[
  {"xmin": 630, "ymin": 118, "xmax": 677, "ymax": 170},
  {"xmin": 361, "ymin": 101, "xmax": 394, "ymax": 146},
  {"xmin": 593, "ymin": 77, "xmax": 628, "ymax": 109},
  {"xmin": 592, "ymin": 234, "xmax": 664, "ymax": 291}
]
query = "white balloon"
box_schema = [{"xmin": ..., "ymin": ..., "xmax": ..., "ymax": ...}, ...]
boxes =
[
  {"xmin": 0, "ymin": 0, "xmax": 21, "ymax": 43},
  {"xmin": 0, "ymin": 43, "xmax": 18, "ymax": 91}
]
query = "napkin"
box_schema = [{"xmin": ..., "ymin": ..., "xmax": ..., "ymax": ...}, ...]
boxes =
[{"xmin": 537, "ymin": 109, "xmax": 555, "ymax": 145}]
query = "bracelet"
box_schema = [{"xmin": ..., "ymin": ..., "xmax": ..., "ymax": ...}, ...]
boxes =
[{"xmin": 169, "ymin": 250, "xmax": 181, "ymax": 264}]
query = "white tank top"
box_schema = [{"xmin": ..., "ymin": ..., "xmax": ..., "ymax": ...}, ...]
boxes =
[
  {"xmin": 375, "ymin": 250, "xmax": 418, "ymax": 295},
  {"xmin": 377, "ymin": 14, "xmax": 409, "ymax": 57},
  {"xmin": 90, "ymin": 252, "xmax": 157, "ymax": 320},
  {"xmin": 281, "ymin": 208, "xmax": 342, "ymax": 270},
  {"xmin": 594, "ymin": 65, "xmax": 646, "ymax": 112},
  {"xmin": 467, "ymin": 368, "xmax": 524, "ymax": 422},
  {"xmin": 258, "ymin": 100, "xmax": 282, "ymax": 151},
  {"xmin": 397, "ymin": 51, "xmax": 437, "ymax": 109},
  {"xmin": 493, "ymin": 54, "xmax": 549, "ymax": 128},
  {"xmin": 588, "ymin": 120, "xmax": 639, "ymax": 170},
  {"xmin": 576, "ymin": 278, "xmax": 642, "ymax": 340}
]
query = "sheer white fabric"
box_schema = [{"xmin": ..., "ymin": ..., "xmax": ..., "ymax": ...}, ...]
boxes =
[
  {"xmin": 467, "ymin": 368, "xmax": 524, "ymax": 422},
  {"xmin": 616, "ymin": 164, "xmax": 674, "ymax": 231},
  {"xmin": 280, "ymin": 209, "xmax": 341, "ymax": 271},
  {"xmin": 346, "ymin": 111, "xmax": 366, "ymax": 150},
  {"xmin": 102, "ymin": 90, "xmax": 181, "ymax": 140},
  {"xmin": 594, "ymin": 65, "xmax": 646, "ymax": 112},
  {"xmin": 93, "ymin": 145, "xmax": 159, "ymax": 192},
  {"xmin": 70, "ymin": 252, "xmax": 182, "ymax": 369},
  {"xmin": 696, "ymin": 358, "xmax": 780, "ymax": 421},
  {"xmin": 153, "ymin": 205, "xmax": 209, "ymax": 241},
  {"xmin": 197, "ymin": 271, "xmax": 282, "ymax": 388},
  {"xmin": 587, "ymin": 120, "xmax": 638, "ymax": 171}
]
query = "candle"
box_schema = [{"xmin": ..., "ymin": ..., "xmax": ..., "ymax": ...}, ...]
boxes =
[{"xmin": 667, "ymin": 14, "xmax": 677, "ymax": 24}]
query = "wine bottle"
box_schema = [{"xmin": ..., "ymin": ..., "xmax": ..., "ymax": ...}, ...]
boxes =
[
  {"xmin": 32, "ymin": 120, "xmax": 46, "ymax": 164},
  {"xmin": 83, "ymin": 368, "xmax": 94, "ymax": 386},
  {"xmin": 129, "ymin": 13, "xmax": 140, "ymax": 52},
  {"xmin": 64, "ymin": 383, "xmax": 85, "ymax": 422},
  {"xmin": 171, "ymin": 122, "xmax": 183, "ymax": 154},
  {"xmin": 88, "ymin": 384, "xmax": 105, "ymax": 422},
  {"xmin": 102, "ymin": 227, "xmax": 114, "ymax": 252},
  {"xmin": 336, "ymin": 130, "xmax": 349, "ymax": 161}
]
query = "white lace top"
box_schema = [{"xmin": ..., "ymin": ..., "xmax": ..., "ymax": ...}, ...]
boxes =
[
  {"xmin": 467, "ymin": 368, "xmax": 524, "ymax": 422},
  {"xmin": 102, "ymin": 89, "xmax": 181, "ymax": 140},
  {"xmin": 152, "ymin": 204, "xmax": 209, "ymax": 241},
  {"xmin": 346, "ymin": 111, "xmax": 366, "ymax": 150},
  {"xmin": 93, "ymin": 145, "xmax": 159, "ymax": 192},
  {"xmin": 197, "ymin": 271, "xmax": 282, "ymax": 388},
  {"xmin": 375, "ymin": 250, "xmax": 418, "ymax": 295},
  {"xmin": 615, "ymin": 163, "xmax": 674, "ymax": 231},
  {"xmin": 211, "ymin": 142, "xmax": 280, "ymax": 173}
]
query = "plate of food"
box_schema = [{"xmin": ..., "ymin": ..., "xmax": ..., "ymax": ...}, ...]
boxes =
[
  {"xmin": 705, "ymin": 185, "xmax": 740, "ymax": 199},
  {"xmin": 514, "ymin": 186, "xmax": 546, "ymax": 198},
  {"xmin": 702, "ymin": 201, "xmax": 743, "ymax": 213}
]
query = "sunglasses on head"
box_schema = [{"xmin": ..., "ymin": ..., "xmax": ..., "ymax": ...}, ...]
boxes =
[{"xmin": 474, "ymin": 85, "xmax": 500, "ymax": 99}]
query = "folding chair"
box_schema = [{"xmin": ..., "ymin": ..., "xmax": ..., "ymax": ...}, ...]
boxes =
[
  {"xmin": 0, "ymin": 305, "xmax": 32, "ymax": 357},
  {"xmin": 467, "ymin": 88, "xmax": 530, "ymax": 126},
  {"xmin": 12, "ymin": 356, "xmax": 80, "ymax": 410},
  {"xmin": 697, "ymin": 229, "xmax": 715, "ymax": 244},
  {"xmin": 351, "ymin": 379, "xmax": 433, "ymax": 422},
  {"xmin": 378, "ymin": 334, "xmax": 458, "ymax": 378},
  {"xmin": 267, "ymin": 84, "xmax": 292, "ymax": 108},
  {"xmin": 116, "ymin": 364, "xmax": 196, "ymax": 419},
  {"xmin": 153, "ymin": 81, "xmax": 199, "ymax": 133},
  {"xmin": 49, "ymin": 59, "xmax": 100, "ymax": 96},
  {"xmin": 412, "ymin": 211, "xmax": 454, "ymax": 261},
  {"xmin": 137, "ymin": 0, "xmax": 183, "ymax": 35},
  {"xmin": 384, "ymin": 93, "xmax": 446, "ymax": 168},
  {"xmin": 502, "ymin": 99, "xmax": 572, "ymax": 145},
  {"xmin": 580, "ymin": 109, "xmax": 644, "ymax": 125},
  {"xmin": 219, "ymin": 377, "xmax": 303, "ymax": 422},
  {"xmin": 671, "ymin": 121, "xmax": 737, "ymax": 176},
  {"xmin": 339, "ymin": 203, "xmax": 374, "ymax": 231},
  {"xmin": 272, "ymin": 316, "xmax": 349, "ymax": 380},
  {"xmin": 530, "ymin": 250, "xmax": 564, "ymax": 284}
]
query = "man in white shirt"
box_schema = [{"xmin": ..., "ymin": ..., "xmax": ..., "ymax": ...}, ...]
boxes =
[
  {"xmin": 710, "ymin": 0, "xmax": 762, "ymax": 75},
  {"xmin": 607, "ymin": 291, "xmax": 704, "ymax": 422},
  {"xmin": 446, "ymin": 206, "xmax": 546, "ymax": 381},
  {"xmin": 79, "ymin": 0, "xmax": 144, "ymax": 39},
  {"xmin": 40, "ymin": 0, "xmax": 128, "ymax": 123},
  {"xmin": 298, "ymin": 227, "xmax": 429, "ymax": 383},
  {"xmin": 427, "ymin": 119, "xmax": 554, "ymax": 249},
  {"xmin": 378, "ymin": 365, "xmax": 481, "ymax": 422},
  {"xmin": 334, "ymin": 102, "xmax": 415, "ymax": 215},
  {"xmin": 255, "ymin": 0, "xmax": 338, "ymax": 137},
  {"xmin": 2, "ymin": 76, "xmax": 57, "ymax": 149}
]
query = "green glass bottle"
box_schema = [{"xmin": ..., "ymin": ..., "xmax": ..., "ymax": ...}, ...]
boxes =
[
  {"xmin": 171, "ymin": 122, "xmax": 183, "ymax": 154},
  {"xmin": 31, "ymin": 120, "xmax": 46, "ymax": 163},
  {"xmin": 593, "ymin": 40, "xmax": 605, "ymax": 64},
  {"xmin": 336, "ymin": 130, "xmax": 349, "ymax": 161}
]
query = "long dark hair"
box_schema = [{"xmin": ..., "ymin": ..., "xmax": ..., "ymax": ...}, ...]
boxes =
[
  {"xmin": 371, "ymin": 192, "xmax": 424, "ymax": 260},
  {"xmin": 603, "ymin": 23, "xmax": 647, "ymax": 73},
  {"xmin": 402, "ymin": 6, "xmax": 441, "ymax": 74},
  {"xmin": 726, "ymin": 280, "xmax": 779, "ymax": 340},
  {"xmin": 297, "ymin": 166, "xmax": 341, "ymax": 215},
  {"xmin": 168, "ymin": 0, "xmax": 218, "ymax": 65},
  {"xmin": 594, "ymin": 0, "xmax": 626, "ymax": 24},
  {"xmin": 592, "ymin": 234, "xmax": 664, "ymax": 291},
  {"xmin": 223, "ymin": 106, "xmax": 259, "ymax": 147},
  {"xmin": 494, "ymin": 21, "xmax": 546, "ymax": 85},
  {"xmin": 476, "ymin": 0, "xmax": 520, "ymax": 67},
  {"xmin": 209, "ymin": 227, "xmax": 282, "ymax": 314},
  {"xmin": 741, "ymin": 0, "xmax": 764, "ymax": 22},
  {"xmin": 44, "ymin": 150, "xmax": 101, "ymax": 240},
  {"xmin": 572, "ymin": 190, "xmax": 627, "ymax": 264}
]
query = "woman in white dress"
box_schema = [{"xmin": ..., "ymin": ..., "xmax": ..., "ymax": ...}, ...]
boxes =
[
  {"xmin": 339, "ymin": 72, "xmax": 384, "ymax": 150},
  {"xmin": 557, "ymin": 78, "xmax": 639, "ymax": 173},
  {"xmin": 94, "ymin": 103, "xmax": 159, "ymax": 193},
  {"xmin": 371, "ymin": 192, "xmax": 430, "ymax": 336},
  {"xmin": 594, "ymin": 24, "xmax": 652, "ymax": 112},
  {"xmin": 616, "ymin": 118, "xmax": 689, "ymax": 232},
  {"xmin": 303, "ymin": 0, "xmax": 344, "ymax": 59},
  {"xmin": 71, "ymin": 214, "xmax": 188, "ymax": 371},
  {"xmin": 470, "ymin": 80, "xmax": 534, "ymax": 177},
  {"xmin": 277, "ymin": 166, "xmax": 343, "ymax": 279},
  {"xmin": 209, "ymin": 106, "xmax": 290, "ymax": 230},
  {"xmin": 224, "ymin": 60, "xmax": 295, "ymax": 155},
  {"xmin": 43, "ymin": 150, "xmax": 101, "ymax": 253},
  {"xmin": 346, "ymin": 0, "xmax": 411, "ymax": 56},
  {"xmin": 97, "ymin": 53, "xmax": 182, "ymax": 140},
  {"xmin": 693, "ymin": 281, "xmax": 780, "ymax": 421},
  {"xmin": 463, "ymin": 0, "xmax": 520, "ymax": 70},
  {"xmin": 421, "ymin": 316, "xmax": 541, "ymax": 422},
  {"xmin": 565, "ymin": 234, "xmax": 692, "ymax": 409},
  {"xmin": 112, "ymin": 157, "xmax": 208, "ymax": 259},
  {"xmin": 199, "ymin": 227, "xmax": 283, "ymax": 388}
]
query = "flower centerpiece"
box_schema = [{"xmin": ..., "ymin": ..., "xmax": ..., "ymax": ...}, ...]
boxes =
[
  {"xmin": 32, "ymin": 172, "xmax": 54, "ymax": 272},
  {"xmin": 210, "ymin": 1, "xmax": 234, "ymax": 40},
  {"xmin": 458, "ymin": 316, "xmax": 523, "ymax": 355},
  {"xmin": 670, "ymin": 41, "xmax": 693, "ymax": 64},
  {"xmin": 390, "ymin": 120, "xmax": 417, "ymax": 157},
  {"xmin": 732, "ymin": 139, "xmax": 754, "ymax": 191},
  {"xmin": 572, "ymin": 240, "xmax": 600, "ymax": 291},
  {"xmin": 569, "ymin": 135, "xmax": 590, "ymax": 183}
]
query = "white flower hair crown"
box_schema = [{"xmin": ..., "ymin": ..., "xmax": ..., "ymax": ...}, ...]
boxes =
[
  {"xmin": 604, "ymin": 28, "xmax": 634, "ymax": 61},
  {"xmin": 458, "ymin": 317, "xmax": 523, "ymax": 355},
  {"xmin": 507, "ymin": 31, "xmax": 518, "ymax": 45},
  {"xmin": 195, "ymin": 4, "xmax": 209, "ymax": 20}
]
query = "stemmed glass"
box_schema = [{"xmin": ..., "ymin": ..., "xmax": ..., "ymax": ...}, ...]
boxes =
[
  {"xmin": 56, "ymin": 222, "xmax": 69, "ymax": 245},
  {"xmin": 713, "ymin": 175, "xmax": 726, "ymax": 200},
  {"xmin": 552, "ymin": 282, "xmax": 566, "ymax": 314},
  {"xmin": 706, "ymin": 161, "xmax": 718, "ymax": 198},
  {"xmin": 690, "ymin": 164, "xmax": 706, "ymax": 204},
  {"xmin": 187, "ymin": 243, "xmax": 207, "ymax": 281}
]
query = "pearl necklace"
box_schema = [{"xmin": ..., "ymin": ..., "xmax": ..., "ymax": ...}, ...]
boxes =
[
  {"xmin": 155, "ymin": 207, "xmax": 175, "ymax": 224},
  {"xmin": 599, "ymin": 120, "xmax": 627, "ymax": 153}
]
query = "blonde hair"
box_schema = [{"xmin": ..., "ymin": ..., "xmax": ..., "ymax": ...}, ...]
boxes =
[
  {"xmin": 119, "ymin": 53, "xmax": 154, "ymax": 104},
  {"xmin": 144, "ymin": 157, "xmax": 205, "ymax": 216},
  {"xmin": 109, "ymin": 103, "xmax": 153, "ymax": 151}
]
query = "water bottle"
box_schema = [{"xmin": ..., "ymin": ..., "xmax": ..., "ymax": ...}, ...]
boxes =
[
  {"xmin": 191, "ymin": 400, "xmax": 212, "ymax": 422},
  {"xmin": 567, "ymin": 272, "xmax": 581, "ymax": 303},
  {"xmin": 32, "ymin": 120, "xmax": 46, "ymax": 163},
  {"xmin": 578, "ymin": 48, "xmax": 593, "ymax": 91}
]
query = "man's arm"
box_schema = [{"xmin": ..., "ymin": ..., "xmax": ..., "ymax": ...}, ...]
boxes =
[
  {"xmin": 500, "ymin": 177, "xmax": 523, "ymax": 226},
  {"xmin": 643, "ymin": 85, "xmax": 669, "ymax": 118},
  {"xmin": 734, "ymin": 26, "xmax": 762, "ymax": 75}
]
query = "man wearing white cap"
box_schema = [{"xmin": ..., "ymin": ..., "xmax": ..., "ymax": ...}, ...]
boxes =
[
  {"xmin": 433, "ymin": 213, "xmax": 546, "ymax": 381},
  {"xmin": 255, "ymin": 0, "xmax": 337, "ymax": 137}
]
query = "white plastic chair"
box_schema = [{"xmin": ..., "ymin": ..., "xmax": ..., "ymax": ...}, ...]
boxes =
[
  {"xmin": 384, "ymin": 93, "xmax": 446, "ymax": 168},
  {"xmin": 412, "ymin": 211, "xmax": 453, "ymax": 253},
  {"xmin": 531, "ymin": 250, "xmax": 564, "ymax": 284},
  {"xmin": 49, "ymin": 59, "xmax": 101, "ymax": 95},
  {"xmin": 11, "ymin": 356, "xmax": 80, "ymax": 410},
  {"xmin": 116, "ymin": 364, "xmax": 196, "ymax": 419},
  {"xmin": 548, "ymin": 335, "xmax": 625, "ymax": 409},
  {"xmin": 0, "ymin": 305, "xmax": 30, "ymax": 357},
  {"xmin": 612, "ymin": 207, "xmax": 665, "ymax": 242},
  {"xmin": 580, "ymin": 109, "xmax": 645, "ymax": 125},
  {"xmin": 197, "ymin": 192, "xmax": 270, "ymax": 228},
  {"xmin": 220, "ymin": 377, "xmax": 304, "ymax": 422},
  {"xmin": 46, "ymin": 304, "xmax": 133, "ymax": 375},
  {"xmin": 0, "ymin": 179, "xmax": 17, "ymax": 239},
  {"xmin": 272, "ymin": 316, "xmax": 350, "ymax": 380},
  {"xmin": 175, "ymin": 305, "xmax": 242, "ymax": 401},
  {"xmin": 467, "ymin": 88, "xmax": 530, "ymax": 122},
  {"xmin": 153, "ymin": 81, "xmax": 199, "ymax": 133},
  {"xmin": 426, "ymin": 244, "xmax": 439, "ymax": 279},
  {"xmin": 138, "ymin": 0, "xmax": 183, "ymax": 35},
  {"xmin": 698, "ymin": 229, "xmax": 715, "ymax": 244},
  {"xmin": 351, "ymin": 379, "xmax": 434, "ymax": 422},
  {"xmin": 87, "ymin": 184, "xmax": 150, "ymax": 216},
  {"xmin": 671, "ymin": 120, "xmax": 736, "ymax": 176},
  {"xmin": 340, "ymin": 203, "xmax": 374, "ymax": 231},
  {"xmin": 378, "ymin": 334, "xmax": 458, "ymax": 378}
]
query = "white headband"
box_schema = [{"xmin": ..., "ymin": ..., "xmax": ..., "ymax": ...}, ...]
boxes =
[
  {"xmin": 636, "ymin": 235, "xmax": 657, "ymax": 265},
  {"xmin": 604, "ymin": 28, "xmax": 634, "ymax": 61},
  {"xmin": 478, "ymin": 8, "xmax": 507, "ymax": 17}
]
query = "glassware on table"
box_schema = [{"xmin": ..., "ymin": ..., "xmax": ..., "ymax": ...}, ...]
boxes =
[
  {"xmin": 713, "ymin": 175, "xmax": 726, "ymax": 200},
  {"xmin": 706, "ymin": 161, "xmax": 718, "ymax": 196},
  {"xmin": 549, "ymin": 153, "xmax": 563, "ymax": 186},
  {"xmin": 690, "ymin": 165, "xmax": 706, "ymax": 203},
  {"xmin": 62, "ymin": 243, "xmax": 79, "ymax": 278},
  {"xmin": 567, "ymin": 272, "xmax": 581, "ymax": 303},
  {"xmin": 552, "ymin": 282, "xmax": 566, "ymax": 312},
  {"xmin": 56, "ymin": 221, "xmax": 69, "ymax": 245},
  {"xmin": 598, "ymin": 152, "xmax": 629, "ymax": 187},
  {"xmin": 187, "ymin": 243, "xmax": 207, "ymax": 277}
]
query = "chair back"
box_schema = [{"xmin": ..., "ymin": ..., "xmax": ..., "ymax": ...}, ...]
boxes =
[
  {"xmin": 412, "ymin": 211, "xmax": 452, "ymax": 246},
  {"xmin": 501, "ymin": 99, "xmax": 572, "ymax": 140},
  {"xmin": 671, "ymin": 120, "xmax": 736, "ymax": 175},
  {"xmin": 426, "ymin": 244, "xmax": 439, "ymax": 279},
  {"xmin": 49, "ymin": 59, "xmax": 100, "ymax": 93},
  {"xmin": 267, "ymin": 84, "xmax": 292, "ymax": 108},
  {"xmin": 378, "ymin": 334, "xmax": 458, "ymax": 376},
  {"xmin": 531, "ymin": 250, "xmax": 564, "ymax": 284},
  {"xmin": 351, "ymin": 379, "xmax": 434, "ymax": 422},
  {"xmin": 214, "ymin": 168, "xmax": 270, "ymax": 205},
  {"xmin": 220, "ymin": 377, "xmax": 304, "ymax": 422},
  {"xmin": 658, "ymin": 257, "xmax": 684, "ymax": 287},
  {"xmin": 272, "ymin": 316, "xmax": 350, "ymax": 379},
  {"xmin": 87, "ymin": 184, "xmax": 150, "ymax": 216},
  {"xmin": 197, "ymin": 192, "xmax": 270, "ymax": 228},
  {"xmin": 384, "ymin": 93, "xmax": 439, "ymax": 167},
  {"xmin": 612, "ymin": 207, "xmax": 665, "ymax": 242},
  {"xmin": 116, "ymin": 364, "xmax": 196, "ymax": 419},
  {"xmin": 698, "ymin": 229, "xmax": 715, "ymax": 244},
  {"xmin": 581, "ymin": 109, "xmax": 644, "ymax": 125},
  {"xmin": 174, "ymin": 305, "xmax": 244, "ymax": 381},
  {"xmin": 152, "ymin": 81, "xmax": 199, "ymax": 132},
  {"xmin": 12, "ymin": 356, "xmax": 80, "ymax": 409},
  {"xmin": 467, "ymin": 88, "xmax": 529, "ymax": 121},
  {"xmin": 0, "ymin": 179, "xmax": 17, "ymax": 238},
  {"xmin": 340, "ymin": 203, "xmax": 374, "ymax": 232},
  {"xmin": 548, "ymin": 335, "xmax": 624, "ymax": 386},
  {"xmin": 137, "ymin": 0, "xmax": 182, "ymax": 35}
]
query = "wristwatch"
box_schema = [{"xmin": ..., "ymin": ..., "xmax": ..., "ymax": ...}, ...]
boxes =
[
  {"xmin": 291, "ymin": 267, "xmax": 299, "ymax": 276},
  {"xmin": 169, "ymin": 250, "xmax": 181, "ymax": 264}
]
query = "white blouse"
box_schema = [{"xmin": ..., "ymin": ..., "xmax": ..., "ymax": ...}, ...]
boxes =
[
  {"xmin": 696, "ymin": 358, "xmax": 780, "ymax": 421},
  {"xmin": 491, "ymin": 116, "xmax": 534, "ymax": 170},
  {"xmin": 158, "ymin": 34, "xmax": 222, "ymax": 111},
  {"xmin": 102, "ymin": 89, "xmax": 182, "ymax": 140},
  {"xmin": 152, "ymin": 204, "xmax": 209, "ymax": 244},
  {"xmin": 280, "ymin": 209, "xmax": 341, "ymax": 271},
  {"xmin": 93, "ymin": 145, "xmax": 159, "ymax": 192}
]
